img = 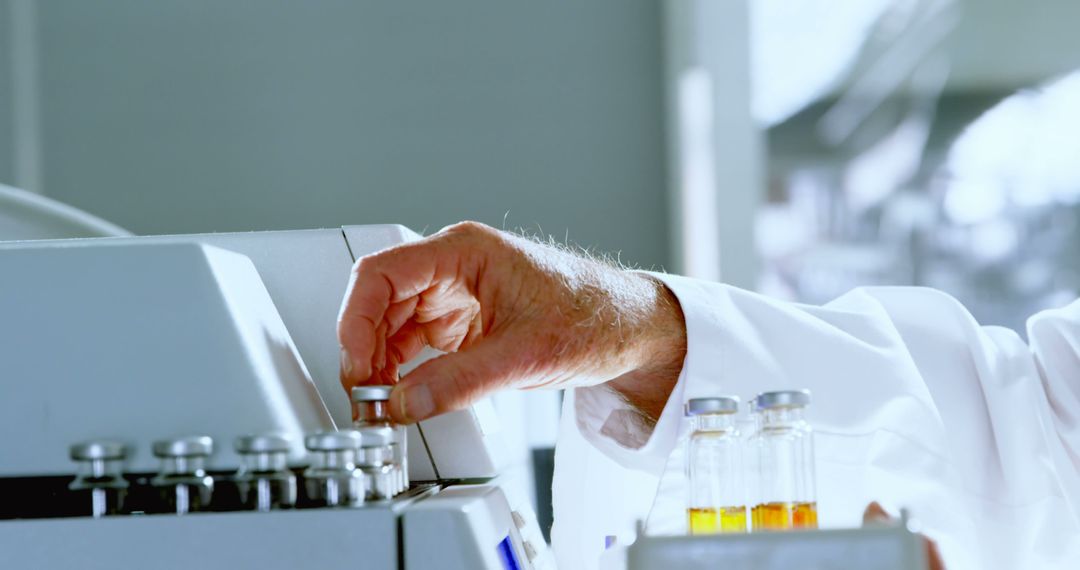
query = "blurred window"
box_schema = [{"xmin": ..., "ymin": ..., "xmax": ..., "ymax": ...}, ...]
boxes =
[{"xmin": 753, "ymin": 0, "xmax": 1080, "ymax": 332}]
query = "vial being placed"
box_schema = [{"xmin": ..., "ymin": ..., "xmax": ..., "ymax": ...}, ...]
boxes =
[
  {"xmin": 151, "ymin": 436, "xmax": 215, "ymax": 515},
  {"xmin": 234, "ymin": 434, "xmax": 297, "ymax": 511},
  {"xmin": 303, "ymin": 431, "xmax": 365, "ymax": 508},
  {"xmin": 685, "ymin": 396, "xmax": 747, "ymax": 534},
  {"xmin": 750, "ymin": 390, "xmax": 818, "ymax": 531},
  {"xmin": 69, "ymin": 440, "xmax": 129, "ymax": 518},
  {"xmin": 352, "ymin": 385, "xmax": 408, "ymax": 492},
  {"xmin": 355, "ymin": 426, "xmax": 398, "ymax": 500}
]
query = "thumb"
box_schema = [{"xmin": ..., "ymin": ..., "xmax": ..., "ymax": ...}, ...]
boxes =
[{"xmin": 388, "ymin": 338, "xmax": 515, "ymax": 423}]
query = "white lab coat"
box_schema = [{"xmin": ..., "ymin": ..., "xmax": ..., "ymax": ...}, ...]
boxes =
[{"xmin": 550, "ymin": 275, "xmax": 1080, "ymax": 570}]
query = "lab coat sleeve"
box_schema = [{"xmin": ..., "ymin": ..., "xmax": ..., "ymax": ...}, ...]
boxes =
[{"xmin": 554, "ymin": 273, "xmax": 1080, "ymax": 570}]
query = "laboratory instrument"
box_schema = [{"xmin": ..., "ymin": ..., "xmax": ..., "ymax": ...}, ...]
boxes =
[{"xmin": 0, "ymin": 225, "xmax": 548, "ymax": 569}]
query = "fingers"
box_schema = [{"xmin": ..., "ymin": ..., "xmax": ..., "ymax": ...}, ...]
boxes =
[
  {"xmin": 337, "ymin": 240, "xmax": 444, "ymax": 386},
  {"xmin": 862, "ymin": 501, "xmax": 889, "ymax": 524},
  {"xmin": 338, "ymin": 222, "xmax": 514, "ymax": 416},
  {"xmin": 385, "ymin": 297, "xmax": 420, "ymax": 337},
  {"xmin": 926, "ymin": 536, "xmax": 946, "ymax": 570},
  {"xmin": 862, "ymin": 502, "xmax": 946, "ymax": 570},
  {"xmin": 388, "ymin": 336, "xmax": 514, "ymax": 423}
]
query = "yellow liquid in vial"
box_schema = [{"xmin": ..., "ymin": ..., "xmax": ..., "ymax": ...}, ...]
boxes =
[
  {"xmin": 751, "ymin": 502, "xmax": 819, "ymax": 531},
  {"xmin": 687, "ymin": 506, "xmax": 748, "ymax": 534}
]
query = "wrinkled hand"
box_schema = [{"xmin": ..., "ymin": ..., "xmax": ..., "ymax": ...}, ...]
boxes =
[
  {"xmin": 863, "ymin": 502, "xmax": 946, "ymax": 570},
  {"xmin": 337, "ymin": 221, "xmax": 687, "ymax": 424}
]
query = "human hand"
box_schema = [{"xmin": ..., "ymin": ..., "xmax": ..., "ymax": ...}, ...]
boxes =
[
  {"xmin": 863, "ymin": 502, "xmax": 946, "ymax": 570},
  {"xmin": 337, "ymin": 221, "xmax": 687, "ymax": 424}
]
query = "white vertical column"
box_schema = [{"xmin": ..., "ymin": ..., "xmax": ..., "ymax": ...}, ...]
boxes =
[
  {"xmin": 662, "ymin": 0, "xmax": 763, "ymax": 288},
  {"xmin": 10, "ymin": 0, "xmax": 43, "ymax": 194}
]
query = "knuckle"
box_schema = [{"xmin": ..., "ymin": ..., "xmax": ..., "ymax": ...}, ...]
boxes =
[
  {"xmin": 350, "ymin": 253, "xmax": 378, "ymax": 278},
  {"xmin": 442, "ymin": 220, "xmax": 496, "ymax": 240}
]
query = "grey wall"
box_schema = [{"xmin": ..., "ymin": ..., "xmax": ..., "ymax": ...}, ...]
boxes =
[
  {"xmin": 0, "ymin": 0, "xmax": 12, "ymax": 185},
  {"xmin": 28, "ymin": 1, "xmax": 669, "ymax": 268}
]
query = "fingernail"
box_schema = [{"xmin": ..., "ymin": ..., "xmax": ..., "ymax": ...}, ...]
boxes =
[
  {"xmin": 398, "ymin": 384, "xmax": 434, "ymax": 422},
  {"xmin": 340, "ymin": 347, "xmax": 353, "ymax": 376}
]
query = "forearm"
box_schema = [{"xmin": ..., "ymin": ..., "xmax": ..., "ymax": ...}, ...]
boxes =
[{"xmin": 603, "ymin": 273, "xmax": 687, "ymax": 424}]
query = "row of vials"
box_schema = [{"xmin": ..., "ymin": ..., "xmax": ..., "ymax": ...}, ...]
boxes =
[
  {"xmin": 684, "ymin": 389, "xmax": 818, "ymax": 535},
  {"xmin": 66, "ymin": 385, "xmax": 408, "ymax": 518}
]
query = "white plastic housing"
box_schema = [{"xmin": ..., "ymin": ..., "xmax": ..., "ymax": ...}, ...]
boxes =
[{"xmin": 0, "ymin": 241, "xmax": 333, "ymax": 475}]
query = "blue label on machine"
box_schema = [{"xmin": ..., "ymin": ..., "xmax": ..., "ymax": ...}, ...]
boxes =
[{"xmin": 496, "ymin": 535, "xmax": 521, "ymax": 570}]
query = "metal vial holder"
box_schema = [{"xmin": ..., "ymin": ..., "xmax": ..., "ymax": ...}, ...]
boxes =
[
  {"xmin": 355, "ymin": 426, "xmax": 399, "ymax": 500},
  {"xmin": 351, "ymin": 385, "xmax": 408, "ymax": 492},
  {"xmin": 302, "ymin": 431, "xmax": 365, "ymax": 508},
  {"xmin": 69, "ymin": 440, "xmax": 129, "ymax": 518},
  {"xmin": 151, "ymin": 436, "xmax": 215, "ymax": 515},
  {"xmin": 234, "ymin": 434, "xmax": 297, "ymax": 512}
]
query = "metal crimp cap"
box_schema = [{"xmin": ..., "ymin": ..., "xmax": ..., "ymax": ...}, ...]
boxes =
[
  {"xmin": 152, "ymin": 436, "xmax": 214, "ymax": 458},
  {"xmin": 304, "ymin": 430, "xmax": 363, "ymax": 452},
  {"xmin": 754, "ymin": 389, "xmax": 812, "ymax": 410},
  {"xmin": 685, "ymin": 396, "xmax": 740, "ymax": 416},
  {"xmin": 70, "ymin": 440, "xmax": 127, "ymax": 461},
  {"xmin": 351, "ymin": 385, "xmax": 393, "ymax": 402},
  {"xmin": 235, "ymin": 434, "xmax": 291, "ymax": 454}
]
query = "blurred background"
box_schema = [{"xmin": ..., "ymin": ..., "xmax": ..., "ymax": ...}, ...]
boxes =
[
  {"xmin": 3, "ymin": 0, "xmax": 1079, "ymax": 329},
  {"xmin": 3, "ymin": 0, "xmax": 1080, "ymax": 539}
]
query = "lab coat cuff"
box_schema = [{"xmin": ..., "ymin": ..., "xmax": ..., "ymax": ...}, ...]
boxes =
[
  {"xmin": 570, "ymin": 270, "xmax": 720, "ymax": 474},
  {"xmin": 573, "ymin": 369, "xmax": 688, "ymax": 475}
]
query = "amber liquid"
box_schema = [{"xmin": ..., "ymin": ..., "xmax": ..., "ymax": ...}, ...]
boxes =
[
  {"xmin": 687, "ymin": 506, "xmax": 748, "ymax": 534},
  {"xmin": 751, "ymin": 501, "xmax": 818, "ymax": 531}
]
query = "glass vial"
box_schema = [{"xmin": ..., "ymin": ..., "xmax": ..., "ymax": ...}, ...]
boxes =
[
  {"xmin": 750, "ymin": 390, "xmax": 818, "ymax": 531},
  {"xmin": 352, "ymin": 385, "xmax": 408, "ymax": 493},
  {"xmin": 685, "ymin": 396, "xmax": 747, "ymax": 534},
  {"xmin": 355, "ymin": 426, "xmax": 398, "ymax": 500},
  {"xmin": 69, "ymin": 440, "xmax": 129, "ymax": 517},
  {"xmin": 151, "ymin": 436, "xmax": 215, "ymax": 515},
  {"xmin": 234, "ymin": 434, "xmax": 297, "ymax": 511},
  {"xmin": 302, "ymin": 431, "xmax": 365, "ymax": 508}
]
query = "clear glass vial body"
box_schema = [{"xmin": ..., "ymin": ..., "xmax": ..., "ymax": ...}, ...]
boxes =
[
  {"xmin": 749, "ymin": 391, "xmax": 817, "ymax": 531},
  {"xmin": 352, "ymin": 385, "xmax": 408, "ymax": 492},
  {"xmin": 356, "ymin": 426, "xmax": 399, "ymax": 500},
  {"xmin": 234, "ymin": 435, "xmax": 297, "ymax": 512},
  {"xmin": 685, "ymin": 397, "xmax": 746, "ymax": 534},
  {"xmin": 303, "ymin": 431, "xmax": 366, "ymax": 508}
]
